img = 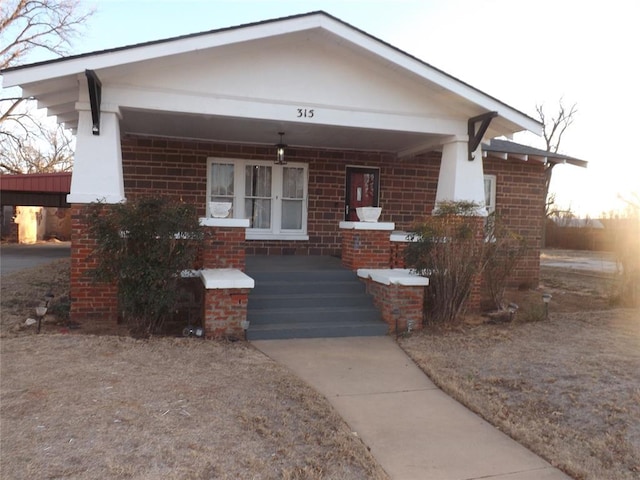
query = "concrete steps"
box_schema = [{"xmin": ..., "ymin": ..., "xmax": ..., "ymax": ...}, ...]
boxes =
[{"xmin": 245, "ymin": 256, "xmax": 388, "ymax": 340}]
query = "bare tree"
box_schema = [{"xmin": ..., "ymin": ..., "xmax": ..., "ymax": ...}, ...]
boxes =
[
  {"xmin": 536, "ymin": 99, "xmax": 578, "ymax": 212},
  {"xmin": 1, "ymin": 0, "xmax": 91, "ymax": 172},
  {"xmin": 0, "ymin": 113, "xmax": 73, "ymax": 173},
  {"xmin": 1, "ymin": 0, "xmax": 90, "ymax": 70},
  {"xmin": 536, "ymin": 99, "xmax": 578, "ymax": 243}
]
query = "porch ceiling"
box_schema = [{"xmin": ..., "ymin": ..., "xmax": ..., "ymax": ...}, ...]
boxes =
[{"xmin": 119, "ymin": 107, "xmax": 443, "ymax": 153}]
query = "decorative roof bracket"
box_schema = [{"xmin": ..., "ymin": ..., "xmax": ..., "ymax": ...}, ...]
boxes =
[
  {"xmin": 468, "ymin": 111, "xmax": 498, "ymax": 160},
  {"xmin": 85, "ymin": 69, "xmax": 102, "ymax": 135}
]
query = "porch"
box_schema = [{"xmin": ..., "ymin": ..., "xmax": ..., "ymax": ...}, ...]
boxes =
[{"xmin": 194, "ymin": 217, "xmax": 429, "ymax": 339}]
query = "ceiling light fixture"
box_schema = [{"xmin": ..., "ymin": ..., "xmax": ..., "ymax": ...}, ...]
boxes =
[{"xmin": 275, "ymin": 132, "xmax": 287, "ymax": 165}]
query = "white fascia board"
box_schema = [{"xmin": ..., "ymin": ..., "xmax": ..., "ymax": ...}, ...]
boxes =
[
  {"xmin": 3, "ymin": 12, "xmax": 540, "ymax": 135},
  {"xmin": 2, "ymin": 15, "xmax": 327, "ymax": 88}
]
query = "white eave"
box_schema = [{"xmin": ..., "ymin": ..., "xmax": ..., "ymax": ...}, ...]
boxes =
[
  {"xmin": 483, "ymin": 139, "xmax": 588, "ymax": 168},
  {"xmin": 1, "ymin": 11, "xmax": 541, "ymax": 141}
]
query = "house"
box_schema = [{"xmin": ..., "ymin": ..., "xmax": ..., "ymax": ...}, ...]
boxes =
[{"xmin": 2, "ymin": 12, "xmax": 567, "ymax": 338}]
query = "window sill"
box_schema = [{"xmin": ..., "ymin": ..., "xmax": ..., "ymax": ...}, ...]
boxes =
[{"xmin": 245, "ymin": 232, "xmax": 309, "ymax": 241}]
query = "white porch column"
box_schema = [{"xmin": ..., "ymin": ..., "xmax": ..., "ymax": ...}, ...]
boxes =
[
  {"xmin": 67, "ymin": 104, "xmax": 125, "ymax": 204},
  {"xmin": 434, "ymin": 137, "xmax": 487, "ymax": 216}
]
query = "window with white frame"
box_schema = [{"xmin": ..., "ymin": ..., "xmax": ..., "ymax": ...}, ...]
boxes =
[
  {"xmin": 484, "ymin": 174, "xmax": 496, "ymax": 214},
  {"xmin": 208, "ymin": 159, "xmax": 308, "ymax": 240}
]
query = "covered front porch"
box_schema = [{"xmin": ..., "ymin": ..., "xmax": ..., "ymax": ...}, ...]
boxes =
[{"xmin": 196, "ymin": 216, "xmax": 427, "ymax": 339}]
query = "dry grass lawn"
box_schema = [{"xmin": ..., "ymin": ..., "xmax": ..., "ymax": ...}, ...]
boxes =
[
  {"xmin": 400, "ymin": 261, "xmax": 640, "ymax": 480},
  {"xmin": 3, "ymin": 251, "xmax": 639, "ymax": 479},
  {"xmin": 1, "ymin": 261, "xmax": 388, "ymax": 479}
]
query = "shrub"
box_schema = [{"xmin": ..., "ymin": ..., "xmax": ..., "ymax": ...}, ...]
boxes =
[
  {"xmin": 404, "ymin": 201, "xmax": 485, "ymax": 324},
  {"xmin": 483, "ymin": 213, "xmax": 528, "ymax": 310},
  {"xmin": 87, "ymin": 197, "xmax": 205, "ymax": 336},
  {"xmin": 404, "ymin": 202, "xmax": 529, "ymax": 324}
]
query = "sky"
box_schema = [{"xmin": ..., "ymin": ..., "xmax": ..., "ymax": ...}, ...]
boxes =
[{"xmin": 12, "ymin": 0, "xmax": 640, "ymax": 217}]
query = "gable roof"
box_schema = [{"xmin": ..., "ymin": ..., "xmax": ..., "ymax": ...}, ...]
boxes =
[
  {"xmin": 483, "ymin": 139, "xmax": 588, "ymax": 167},
  {"xmin": 1, "ymin": 12, "xmax": 536, "ymax": 122},
  {"xmin": 2, "ymin": 11, "xmax": 541, "ymax": 145}
]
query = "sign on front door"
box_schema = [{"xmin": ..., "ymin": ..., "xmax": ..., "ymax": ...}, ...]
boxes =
[{"xmin": 345, "ymin": 167, "xmax": 380, "ymax": 221}]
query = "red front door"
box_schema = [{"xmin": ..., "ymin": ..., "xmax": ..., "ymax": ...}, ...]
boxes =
[{"xmin": 345, "ymin": 167, "xmax": 380, "ymax": 221}]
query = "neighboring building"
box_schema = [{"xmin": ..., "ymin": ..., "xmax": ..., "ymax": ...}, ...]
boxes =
[
  {"xmin": 1, "ymin": 12, "xmax": 583, "ymax": 337},
  {"xmin": 0, "ymin": 173, "xmax": 72, "ymax": 243}
]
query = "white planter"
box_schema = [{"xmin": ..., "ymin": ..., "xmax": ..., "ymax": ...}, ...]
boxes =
[
  {"xmin": 209, "ymin": 202, "xmax": 232, "ymax": 218},
  {"xmin": 356, "ymin": 207, "xmax": 382, "ymax": 222}
]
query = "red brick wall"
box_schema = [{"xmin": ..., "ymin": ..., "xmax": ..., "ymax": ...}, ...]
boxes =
[
  {"xmin": 202, "ymin": 289, "xmax": 249, "ymax": 339},
  {"xmin": 200, "ymin": 227, "xmax": 246, "ymax": 270},
  {"xmin": 69, "ymin": 205, "xmax": 118, "ymax": 327},
  {"xmin": 120, "ymin": 135, "xmax": 545, "ymax": 285},
  {"xmin": 363, "ymin": 278, "xmax": 425, "ymax": 333},
  {"xmin": 121, "ymin": 135, "xmax": 441, "ymax": 256},
  {"xmin": 484, "ymin": 158, "xmax": 546, "ymax": 288},
  {"xmin": 341, "ymin": 229, "xmax": 394, "ymax": 270}
]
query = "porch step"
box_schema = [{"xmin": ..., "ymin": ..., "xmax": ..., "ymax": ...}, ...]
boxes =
[
  {"xmin": 251, "ymin": 280, "xmax": 366, "ymax": 296},
  {"xmin": 245, "ymin": 256, "xmax": 388, "ymax": 340},
  {"xmin": 249, "ymin": 293, "xmax": 374, "ymax": 310}
]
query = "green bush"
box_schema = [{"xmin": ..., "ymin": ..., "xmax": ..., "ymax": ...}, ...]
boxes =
[{"xmin": 87, "ymin": 197, "xmax": 205, "ymax": 336}]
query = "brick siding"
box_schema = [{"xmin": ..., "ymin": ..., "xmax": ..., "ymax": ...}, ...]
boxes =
[
  {"xmin": 363, "ymin": 278, "xmax": 425, "ymax": 333},
  {"xmin": 484, "ymin": 158, "xmax": 546, "ymax": 288},
  {"xmin": 69, "ymin": 205, "xmax": 119, "ymax": 326},
  {"xmin": 121, "ymin": 135, "xmax": 442, "ymax": 256},
  {"xmin": 68, "ymin": 135, "xmax": 545, "ymax": 327},
  {"xmin": 202, "ymin": 288, "xmax": 250, "ymax": 339}
]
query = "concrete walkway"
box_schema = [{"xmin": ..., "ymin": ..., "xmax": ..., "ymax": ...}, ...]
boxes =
[{"xmin": 253, "ymin": 336, "xmax": 571, "ymax": 480}]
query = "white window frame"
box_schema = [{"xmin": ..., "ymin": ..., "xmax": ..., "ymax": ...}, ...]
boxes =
[
  {"xmin": 484, "ymin": 174, "xmax": 496, "ymax": 215},
  {"xmin": 207, "ymin": 158, "xmax": 309, "ymax": 241}
]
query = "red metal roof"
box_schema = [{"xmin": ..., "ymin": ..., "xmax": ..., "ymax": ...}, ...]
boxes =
[{"xmin": 0, "ymin": 173, "xmax": 71, "ymax": 193}]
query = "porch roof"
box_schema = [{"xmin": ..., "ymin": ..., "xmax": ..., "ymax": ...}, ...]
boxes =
[
  {"xmin": 483, "ymin": 139, "xmax": 588, "ymax": 167},
  {"xmin": 2, "ymin": 11, "xmax": 542, "ymax": 154}
]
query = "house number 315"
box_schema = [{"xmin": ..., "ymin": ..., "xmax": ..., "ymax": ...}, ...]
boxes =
[{"xmin": 297, "ymin": 108, "xmax": 315, "ymax": 118}]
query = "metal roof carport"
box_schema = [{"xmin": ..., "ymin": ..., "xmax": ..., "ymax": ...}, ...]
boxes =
[{"xmin": 0, "ymin": 173, "xmax": 71, "ymax": 207}]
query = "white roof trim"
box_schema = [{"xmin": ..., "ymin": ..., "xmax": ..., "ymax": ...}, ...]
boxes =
[{"xmin": 2, "ymin": 12, "xmax": 540, "ymax": 135}]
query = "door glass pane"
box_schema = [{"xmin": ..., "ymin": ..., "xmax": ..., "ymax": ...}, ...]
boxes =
[
  {"xmin": 210, "ymin": 163, "xmax": 234, "ymax": 213},
  {"xmin": 363, "ymin": 173, "xmax": 376, "ymax": 204},
  {"xmin": 282, "ymin": 200, "xmax": 302, "ymax": 230},
  {"xmin": 283, "ymin": 167, "xmax": 304, "ymax": 199},
  {"xmin": 245, "ymin": 165, "xmax": 272, "ymax": 197},
  {"xmin": 245, "ymin": 165, "xmax": 272, "ymax": 228},
  {"xmin": 484, "ymin": 177, "xmax": 493, "ymax": 208},
  {"xmin": 245, "ymin": 199, "xmax": 271, "ymax": 228},
  {"xmin": 281, "ymin": 167, "xmax": 304, "ymax": 230}
]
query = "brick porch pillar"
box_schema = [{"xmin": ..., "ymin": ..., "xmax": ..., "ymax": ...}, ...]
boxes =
[
  {"xmin": 339, "ymin": 221, "xmax": 395, "ymax": 270},
  {"xmin": 198, "ymin": 218, "xmax": 253, "ymax": 339},
  {"xmin": 69, "ymin": 204, "xmax": 119, "ymax": 328},
  {"xmin": 199, "ymin": 218, "xmax": 249, "ymax": 270}
]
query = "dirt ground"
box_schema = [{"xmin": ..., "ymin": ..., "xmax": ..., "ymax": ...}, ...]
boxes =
[
  {"xmin": 0, "ymin": 261, "xmax": 388, "ymax": 479},
  {"xmin": 401, "ymin": 250, "xmax": 640, "ymax": 480}
]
